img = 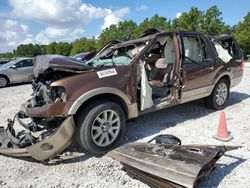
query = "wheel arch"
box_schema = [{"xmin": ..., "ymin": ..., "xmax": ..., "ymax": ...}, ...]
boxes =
[
  {"xmin": 69, "ymin": 87, "xmax": 138, "ymax": 120},
  {"xmin": 214, "ymin": 72, "xmax": 231, "ymax": 87},
  {"xmin": 209, "ymin": 73, "xmax": 231, "ymax": 95}
]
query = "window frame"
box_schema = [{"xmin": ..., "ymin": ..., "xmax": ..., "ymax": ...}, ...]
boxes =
[
  {"xmin": 15, "ymin": 59, "xmax": 33, "ymax": 68},
  {"xmin": 182, "ymin": 34, "xmax": 207, "ymax": 64}
]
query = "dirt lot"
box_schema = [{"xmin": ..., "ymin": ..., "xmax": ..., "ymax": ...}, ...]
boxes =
[{"xmin": 0, "ymin": 66, "xmax": 249, "ymax": 188}]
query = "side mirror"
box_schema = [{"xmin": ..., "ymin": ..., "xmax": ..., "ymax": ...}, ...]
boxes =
[{"xmin": 11, "ymin": 65, "xmax": 17, "ymax": 69}]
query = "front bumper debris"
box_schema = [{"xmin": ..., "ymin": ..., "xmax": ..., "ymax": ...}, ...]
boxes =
[
  {"xmin": 108, "ymin": 136, "xmax": 241, "ymax": 188},
  {"xmin": 0, "ymin": 114, "xmax": 75, "ymax": 161}
]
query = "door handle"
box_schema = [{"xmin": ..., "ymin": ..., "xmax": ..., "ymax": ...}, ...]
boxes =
[{"xmin": 208, "ymin": 66, "xmax": 214, "ymax": 71}]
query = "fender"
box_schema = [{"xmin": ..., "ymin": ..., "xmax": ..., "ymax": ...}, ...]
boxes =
[{"xmin": 68, "ymin": 87, "xmax": 138, "ymax": 119}]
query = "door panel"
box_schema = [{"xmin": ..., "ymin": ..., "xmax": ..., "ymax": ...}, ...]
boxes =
[
  {"xmin": 182, "ymin": 59, "xmax": 216, "ymax": 91},
  {"xmin": 11, "ymin": 59, "xmax": 33, "ymax": 83},
  {"xmin": 180, "ymin": 34, "xmax": 217, "ymax": 102}
]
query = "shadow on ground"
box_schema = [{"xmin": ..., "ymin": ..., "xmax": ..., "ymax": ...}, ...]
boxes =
[
  {"xmin": 5, "ymin": 91, "xmax": 249, "ymax": 169},
  {"xmin": 198, "ymin": 155, "xmax": 246, "ymax": 188},
  {"xmin": 48, "ymin": 91, "xmax": 249, "ymax": 166},
  {"xmin": 0, "ymin": 82, "xmax": 31, "ymax": 88}
]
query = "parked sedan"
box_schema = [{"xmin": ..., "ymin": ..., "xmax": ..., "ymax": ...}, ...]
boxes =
[{"xmin": 0, "ymin": 58, "xmax": 33, "ymax": 87}]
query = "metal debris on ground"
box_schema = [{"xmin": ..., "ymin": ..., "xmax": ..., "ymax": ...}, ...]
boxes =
[{"xmin": 108, "ymin": 135, "xmax": 241, "ymax": 188}]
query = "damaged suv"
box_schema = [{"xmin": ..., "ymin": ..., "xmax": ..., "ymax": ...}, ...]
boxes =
[{"xmin": 0, "ymin": 29, "xmax": 243, "ymax": 160}]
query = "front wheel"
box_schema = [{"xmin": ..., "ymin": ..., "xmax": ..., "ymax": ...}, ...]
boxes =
[
  {"xmin": 0, "ymin": 76, "xmax": 8, "ymax": 88},
  {"xmin": 76, "ymin": 101, "xmax": 126, "ymax": 154},
  {"xmin": 205, "ymin": 79, "xmax": 230, "ymax": 110}
]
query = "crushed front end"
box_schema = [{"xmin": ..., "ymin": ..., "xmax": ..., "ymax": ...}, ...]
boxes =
[
  {"xmin": 0, "ymin": 114, "xmax": 75, "ymax": 160},
  {"xmin": 0, "ymin": 55, "xmax": 92, "ymax": 160}
]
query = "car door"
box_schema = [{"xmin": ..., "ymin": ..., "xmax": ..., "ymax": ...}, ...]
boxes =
[
  {"xmin": 179, "ymin": 33, "xmax": 218, "ymax": 103},
  {"xmin": 11, "ymin": 59, "xmax": 33, "ymax": 83}
]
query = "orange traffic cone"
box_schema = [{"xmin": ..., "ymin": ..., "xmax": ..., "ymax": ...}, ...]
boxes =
[{"xmin": 213, "ymin": 111, "xmax": 233, "ymax": 142}]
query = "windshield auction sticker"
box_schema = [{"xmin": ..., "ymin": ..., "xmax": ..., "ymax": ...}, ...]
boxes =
[{"xmin": 97, "ymin": 68, "xmax": 117, "ymax": 78}]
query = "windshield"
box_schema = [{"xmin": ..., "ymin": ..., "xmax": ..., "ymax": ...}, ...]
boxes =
[
  {"xmin": 85, "ymin": 43, "xmax": 147, "ymax": 67},
  {"xmin": 0, "ymin": 59, "xmax": 19, "ymax": 68}
]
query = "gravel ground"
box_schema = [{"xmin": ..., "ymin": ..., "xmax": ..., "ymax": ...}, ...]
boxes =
[{"xmin": 0, "ymin": 67, "xmax": 250, "ymax": 188}]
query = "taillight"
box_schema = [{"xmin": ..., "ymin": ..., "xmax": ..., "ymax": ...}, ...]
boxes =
[{"xmin": 240, "ymin": 59, "xmax": 244, "ymax": 71}]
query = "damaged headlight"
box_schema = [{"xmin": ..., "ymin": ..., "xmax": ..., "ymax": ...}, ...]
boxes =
[
  {"xmin": 49, "ymin": 86, "xmax": 67, "ymax": 103},
  {"xmin": 33, "ymin": 83, "xmax": 67, "ymax": 106}
]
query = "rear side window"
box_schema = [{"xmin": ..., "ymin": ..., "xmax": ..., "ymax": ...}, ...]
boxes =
[
  {"xmin": 213, "ymin": 37, "xmax": 242, "ymax": 63},
  {"xmin": 214, "ymin": 42, "xmax": 232, "ymax": 63},
  {"xmin": 183, "ymin": 36, "xmax": 205, "ymax": 63}
]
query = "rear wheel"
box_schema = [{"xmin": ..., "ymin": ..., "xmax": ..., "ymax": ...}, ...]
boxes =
[
  {"xmin": 0, "ymin": 76, "xmax": 8, "ymax": 88},
  {"xmin": 205, "ymin": 79, "xmax": 229, "ymax": 110},
  {"xmin": 76, "ymin": 101, "xmax": 126, "ymax": 154}
]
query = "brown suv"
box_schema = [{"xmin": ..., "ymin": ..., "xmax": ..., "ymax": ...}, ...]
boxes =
[{"xmin": 0, "ymin": 30, "xmax": 244, "ymax": 160}]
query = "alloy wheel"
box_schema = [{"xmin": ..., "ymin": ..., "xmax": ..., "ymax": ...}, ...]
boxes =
[
  {"xmin": 215, "ymin": 82, "xmax": 228, "ymax": 105},
  {"xmin": 0, "ymin": 77, "xmax": 7, "ymax": 87},
  {"xmin": 91, "ymin": 110, "xmax": 121, "ymax": 147}
]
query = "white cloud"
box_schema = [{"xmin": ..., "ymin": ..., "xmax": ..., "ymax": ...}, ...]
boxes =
[
  {"xmin": 8, "ymin": 0, "xmax": 128, "ymax": 28},
  {"xmin": 0, "ymin": 19, "xmax": 29, "ymax": 52},
  {"xmin": 20, "ymin": 24, "xmax": 29, "ymax": 32},
  {"xmin": 101, "ymin": 7, "xmax": 130, "ymax": 30},
  {"xmin": 136, "ymin": 5, "xmax": 148, "ymax": 12},
  {"xmin": 34, "ymin": 27, "xmax": 84, "ymax": 44},
  {"xmin": 0, "ymin": 0, "xmax": 130, "ymax": 52},
  {"xmin": 176, "ymin": 12, "xmax": 182, "ymax": 18},
  {"xmin": 9, "ymin": 0, "xmax": 82, "ymax": 26}
]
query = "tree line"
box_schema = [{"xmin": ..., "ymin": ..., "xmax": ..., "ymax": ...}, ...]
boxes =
[{"xmin": 0, "ymin": 6, "xmax": 249, "ymax": 58}]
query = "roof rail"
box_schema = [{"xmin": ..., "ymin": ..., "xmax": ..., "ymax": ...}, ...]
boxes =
[{"xmin": 140, "ymin": 28, "xmax": 163, "ymax": 37}]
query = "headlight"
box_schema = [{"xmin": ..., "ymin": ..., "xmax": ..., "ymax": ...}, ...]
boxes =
[{"xmin": 49, "ymin": 86, "xmax": 67, "ymax": 102}]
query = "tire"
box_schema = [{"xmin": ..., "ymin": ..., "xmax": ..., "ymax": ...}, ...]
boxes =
[
  {"xmin": 0, "ymin": 76, "xmax": 8, "ymax": 88},
  {"xmin": 76, "ymin": 100, "xmax": 126, "ymax": 155},
  {"xmin": 205, "ymin": 78, "xmax": 230, "ymax": 110}
]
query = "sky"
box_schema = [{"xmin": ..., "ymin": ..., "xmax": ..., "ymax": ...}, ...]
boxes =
[{"xmin": 0, "ymin": 0, "xmax": 249, "ymax": 53}]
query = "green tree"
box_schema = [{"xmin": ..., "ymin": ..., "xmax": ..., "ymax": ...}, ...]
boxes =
[
  {"xmin": 70, "ymin": 37, "xmax": 97, "ymax": 55},
  {"xmin": 233, "ymin": 11, "xmax": 250, "ymax": 58},
  {"xmin": 45, "ymin": 42, "xmax": 57, "ymax": 54},
  {"xmin": 0, "ymin": 52, "xmax": 15, "ymax": 58},
  {"xmin": 55, "ymin": 42, "xmax": 72, "ymax": 56},
  {"xmin": 137, "ymin": 14, "xmax": 172, "ymax": 34},
  {"xmin": 172, "ymin": 7, "xmax": 203, "ymax": 31},
  {"xmin": 15, "ymin": 43, "xmax": 42, "ymax": 57},
  {"xmin": 98, "ymin": 20, "xmax": 138, "ymax": 47},
  {"xmin": 201, "ymin": 6, "xmax": 231, "ymax": 35}
]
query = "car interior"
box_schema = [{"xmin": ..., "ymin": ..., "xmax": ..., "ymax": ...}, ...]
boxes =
[
  {"xmin": 213, "ymin": 37, "xmax": 241, "ymax": 63},
  {"xmin": 138, "ymin": 35, "xmax": 176, "ymax": 110}
]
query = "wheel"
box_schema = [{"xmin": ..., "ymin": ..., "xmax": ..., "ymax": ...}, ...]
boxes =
[
  {"xmin": 0, "ymin": 76, "xmax": 8, "ymax": 88},
  {"xmin": 205, "ymin": 79, "xmax": 229, "ymax": 110},
  {"xmin": 76, "ymin": 101, "xmax": 126, "ymax": 154}
]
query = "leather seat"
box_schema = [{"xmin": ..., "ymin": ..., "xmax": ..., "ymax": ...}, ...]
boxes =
[
  {"xmin": 148, "ymin": 58, "xmax": 169, "ymax": 97},
  {"xmin": 148, "ymin": 58, "xmax": 168, "ymax": 82}
]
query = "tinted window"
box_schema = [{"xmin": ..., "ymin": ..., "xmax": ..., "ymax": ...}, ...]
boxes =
[{"xmin": 15, "ymin": 59, "xmax": 33, "ymax": 68}]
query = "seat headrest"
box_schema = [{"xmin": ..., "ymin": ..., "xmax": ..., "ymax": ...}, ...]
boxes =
[{"xmin": 155, "ymin": 58, "xmax": 167, "ymax": 68}]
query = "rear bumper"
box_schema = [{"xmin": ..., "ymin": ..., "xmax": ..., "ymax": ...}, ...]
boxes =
[{"xmin": 0, "ymin": 116, "xmax": 76, "ymax": 161}]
